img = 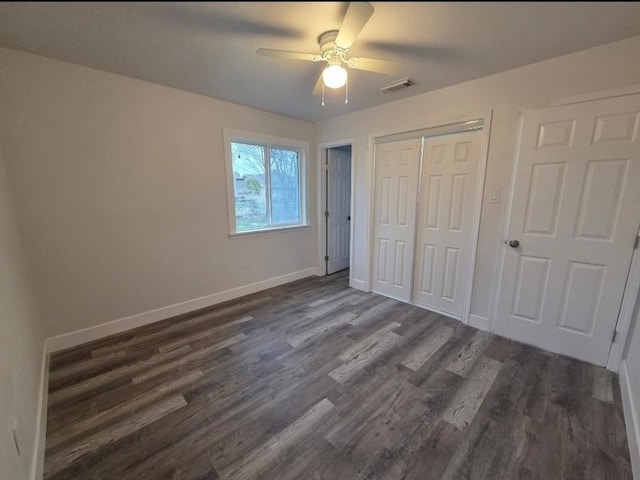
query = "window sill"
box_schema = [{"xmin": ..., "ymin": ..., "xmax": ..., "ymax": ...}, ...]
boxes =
[{"xmin": 229, "ymin": 224, "xmax": 311, "ymax": 238}]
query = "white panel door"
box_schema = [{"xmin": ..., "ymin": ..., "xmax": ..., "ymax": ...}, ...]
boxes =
[
  {"xmin": 413, "ymin": 130, "xmax": 482, "ymax": 318},
  {"xmin": 496, "ymin": 95, "xmax": 640, "ymax": 366},
  {"xmin": 371, "ymin": 139, "xmax": 421, "ymax": 302},
  {"xmin": 327, "ymin": 148, "xmax": 351, "ymax": 274}
]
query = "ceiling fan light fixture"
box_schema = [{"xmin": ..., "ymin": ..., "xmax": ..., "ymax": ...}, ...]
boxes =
[
  {"xmin": 256, "ymin": 2, "xmax": 394, "ymax": 100},
  {"xmin": 322, "ymin": 64, "xmax": 347, "ymax": 89}
]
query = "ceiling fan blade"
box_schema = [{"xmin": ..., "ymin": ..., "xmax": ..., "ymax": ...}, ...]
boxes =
[
  {"xmin": 349, "ymin": 56, "xmax": 403, "ymax": 75},
  {"xmin": 257, "ymin": 48, "xmax": 321, "ymax": 62},
  {"xmin": 335, "ymin": 2, "xmax": 374, "ymax": 50},
  {"xmin": 312, "ymin": 74, "xmax": 324, "ymax": 96}
]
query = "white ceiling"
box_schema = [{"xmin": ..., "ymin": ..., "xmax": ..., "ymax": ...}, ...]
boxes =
[{"xmin": 1, "ymin": 2, "xmax": 640, "ymax": 122}]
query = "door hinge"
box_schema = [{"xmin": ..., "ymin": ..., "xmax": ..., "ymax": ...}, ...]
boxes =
[
  {"xmin": 324, "ymin": 211, "xmax": 329, "ymax": 218},
  {"xmin": 324, "ymin": 163, "xmax": 329, "ymax": 170},
  {"xmin": 612, "ymin": 330, "xmax": 618, "ymax": 343},
  {"xmin": 634, "ymin": 234, "xmax": 639, "ymax": 250},
  {"xmin": 324, "ymin": 255, "xmax": 329, "ymax": 262}
]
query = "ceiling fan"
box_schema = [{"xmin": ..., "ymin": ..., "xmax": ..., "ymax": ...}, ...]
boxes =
[{"xmin": 256, "ymin": 2, "xmax": 402, "ymax": 101}]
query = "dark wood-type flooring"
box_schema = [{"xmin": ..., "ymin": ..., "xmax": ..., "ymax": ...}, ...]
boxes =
[{"xmin": 44, "ymin": 270, "xmax": 632, "ymax": 479}]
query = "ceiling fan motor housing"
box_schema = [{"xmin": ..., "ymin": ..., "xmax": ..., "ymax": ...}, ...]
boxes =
[{"xmin": 318, "ymin": 30, "xmax": 339, "ymax": 55}]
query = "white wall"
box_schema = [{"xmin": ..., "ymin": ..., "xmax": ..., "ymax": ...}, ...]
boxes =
[
  {"xmin": 0, "ymin": 145, "xmax": 46, "ymax": 480},
  {"xmin": 316, "ymin": 35, "xmax": 640, "ymax": 325},
  {"xmin": 0, "ymin": 48, "xmax": 317, "ymax": 338},
  {"xmin": 623, "ymin": 295, "xmax": 640, "ymax": 475}
]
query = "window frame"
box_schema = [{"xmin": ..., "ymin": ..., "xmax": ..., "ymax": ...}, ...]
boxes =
[{"xmin": 223, "ymin": 128, "xmax": 309, "ymax": 237}]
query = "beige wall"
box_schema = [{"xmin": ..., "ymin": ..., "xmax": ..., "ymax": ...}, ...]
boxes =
[
  {"xmin": 0, "ymin": 47, "xmax": 316, "ymax": 338},
  {"xmin": 316, "ymin": 35, "xmax": 640, "ymax": 325},
  {"xmin": 0, "ymin": 145, "xmax": 45, "ymax": 480}
]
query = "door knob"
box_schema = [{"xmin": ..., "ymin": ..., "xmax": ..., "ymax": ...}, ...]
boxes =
[{"xmin": 508, "ymin": 240, "xmax": 520, "ymax": 248}]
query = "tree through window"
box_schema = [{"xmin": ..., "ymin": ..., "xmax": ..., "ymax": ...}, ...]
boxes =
[{"xmin": 230, "ymin": 140, "xmax": 303, "ymax": 233}]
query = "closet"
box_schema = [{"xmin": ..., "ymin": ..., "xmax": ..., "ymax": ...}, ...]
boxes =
[{"xmin": 371, "ymin": 121, "xmax": 485, "ymax": 320}]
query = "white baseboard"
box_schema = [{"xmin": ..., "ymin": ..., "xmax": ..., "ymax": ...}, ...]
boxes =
[
  {"xmin": 468, "ymin": 314, "xmax": 490, "ymax": 332},
  {"xmin": 30, "ymin": 344, "xmax": 49, "ymax": 480},
  {"xmin": 350, "ymin": 278, "xmax": 367, "ymax": 291},
  {"xmin": 620, "ymin": 360, "xmax": 640, "ymax": 479},
  {"xmin": 46, "ymin": 267, "xmax": 317, "ymax": 353}
]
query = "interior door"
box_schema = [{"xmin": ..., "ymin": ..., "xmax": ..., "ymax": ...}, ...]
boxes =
[
  {"xmin": 495, "ymin": 95, "xmax": 640, "ymax": 366},
  {"xmin": 326, "ymin": 148, "xmax": 351, "ymax": 274},
  {"xmin": 371, "ymin": 139, "xmax": 421, "ymax": 302},
  {"xmin": 413, "ymin": 130, "xmax": 482, "ymax": 318}
]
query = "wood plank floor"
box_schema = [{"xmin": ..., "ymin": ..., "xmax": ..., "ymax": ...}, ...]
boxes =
[{"xmin": 44, "ymin": 270, "xmax": 632, "ymax": 480}]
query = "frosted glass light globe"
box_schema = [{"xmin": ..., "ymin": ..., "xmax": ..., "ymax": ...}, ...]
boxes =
[{"xmin": 322, "ymin": 64, "xmax": 347, "ymax": 89}]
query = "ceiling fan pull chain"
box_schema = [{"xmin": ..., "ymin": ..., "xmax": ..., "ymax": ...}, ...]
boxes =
[
  {"xmin": 322, "ymin": 82, "xmax": 325, "ymax": 106},
  {"xmin": 345, "ymin": 76, "xmax": 349, "ymax": 104}
]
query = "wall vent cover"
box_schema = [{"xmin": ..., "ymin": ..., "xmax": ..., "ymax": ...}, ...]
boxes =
[{"xmin": 378, "ymin": 77, "xmax": 416, "ymax": 93}]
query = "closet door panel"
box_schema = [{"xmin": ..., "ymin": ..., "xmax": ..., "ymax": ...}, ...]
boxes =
[
  {"xmin": 371, "ymin": 139, "xmax": 421, "ymax": 302},
  {"xmin": 413, "ymin": 131, "xmax": 482, "ymax": 318}
]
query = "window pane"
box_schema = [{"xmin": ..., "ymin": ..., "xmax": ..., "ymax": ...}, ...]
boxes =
[
  {"xmin": 270, "ymin": 148, "xmax": 300, "ymax": 226},
  {"xmin": 231, "ymin": 142, "xmax": 268, "ymax": 231}
]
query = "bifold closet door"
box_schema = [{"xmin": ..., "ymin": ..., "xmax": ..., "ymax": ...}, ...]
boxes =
[
  {"xmin": 413, "ymin": 130, "xmax": 482, "ymax": 318},
  {"xmin": 371, "ymin": 139, "xmax": 421, "ymax": 302}
]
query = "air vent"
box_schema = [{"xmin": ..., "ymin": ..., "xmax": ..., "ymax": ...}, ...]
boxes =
[{"xmin": 378, "ymin": 77, "xmax": 416, "ymax": 93}]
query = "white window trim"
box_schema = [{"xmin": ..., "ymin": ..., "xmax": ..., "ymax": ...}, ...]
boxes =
[{"xmin": 223, "ymin": 128, "xmax": 309, "ymax": 236}]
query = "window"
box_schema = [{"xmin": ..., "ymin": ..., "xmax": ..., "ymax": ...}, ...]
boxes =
[{"xmin": 224, "ymin": 130, "xmax": 308, "ymax": 235}]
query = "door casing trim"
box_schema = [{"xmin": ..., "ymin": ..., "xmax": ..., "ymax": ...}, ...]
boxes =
[{"xmin": 317, "ymin": 138, "xmax": 355, "ymax": 285}]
